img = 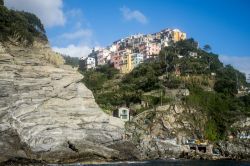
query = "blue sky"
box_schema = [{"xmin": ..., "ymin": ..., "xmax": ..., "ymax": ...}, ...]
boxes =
[{"xmin": 5, "ymin": 0, "xmax": 250, "ymax": 77}]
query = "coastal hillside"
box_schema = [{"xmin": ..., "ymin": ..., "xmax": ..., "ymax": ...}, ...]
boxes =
[
  {"xmin": 82, "ymin": 37, "xmax": 250, "ymax": 159},
  {"xmin": 0, "ymin": 1, "xmax": 250, "ymax": 164},
  {"xmin": 0, "ymin": 4, "xmax": 127, "ymax": 164}
]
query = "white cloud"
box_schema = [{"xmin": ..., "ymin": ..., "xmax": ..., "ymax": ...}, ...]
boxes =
[
  {"xmin": 120, "ymin": 6, "xmax": 148, "ymax": 24},
  {"xmin": 60, "ymin": 29, "xmax": 92, "ymax": 40},
  {"xmin": 50, "ymin": 7, "xmax": 95, "ymax": 59},
  {"xmin": 66, "ymin": 9, "xmax": 83, "ymax": 18},
  {"xmin": 220, "ymin": 55, "xmax": 250, "ymax": 76},
  {"xmin": 5, "ymin": 0, "xmax": 65, "ymax": 27},
  {"xmin": 53, "ymin": 44, "xmax": 92, "ymax": 58}
]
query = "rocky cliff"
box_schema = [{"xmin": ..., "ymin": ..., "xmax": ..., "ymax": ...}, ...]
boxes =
[
  {"xmin": 125, "ymin": 104, "xmax": 208, "ymax": 159},
  {"xmin": 218, "ymin": 117, "xmax": 250, "ymax": 160},
  {"xmin": 125, "ymin": 104, "xmax": 250, "ymax": 160},
  {"xmin": 0, "ymin": 41, "xmax": 125, "ymax": 164}
]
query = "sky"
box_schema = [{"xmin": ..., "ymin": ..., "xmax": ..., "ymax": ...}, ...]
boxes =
[{"xmin": 4, "ymin": 0, "xmax": 250, "ymax": 78}]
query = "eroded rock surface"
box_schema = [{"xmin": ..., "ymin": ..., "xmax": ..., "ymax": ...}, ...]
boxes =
[
  {"xmin": 218, "ymin": 117, "xmax": 250, "ymax": 160},
  {"xmin": 0, "ymin": 42, "xmax": 125, "ymax": 163},
  {"xmin": 125, "ymin": 104, "xmax": 207, "ymax": 159}
]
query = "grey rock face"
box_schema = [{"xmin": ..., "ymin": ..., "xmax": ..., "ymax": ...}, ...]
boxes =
[
  {"xmin": 0, "ymin": 43, "xmax": 124, "ymax": 163},
  {"xmin": 218, "ymin": 117, "xmax": 250, "ymax": 160},
  {"xmin": 125, "ymin": 104, "xmax": 205, "ymax": 160},
  {"xmin": 219, "ymin": 141, "xmax": 250, "ymax": 160}
]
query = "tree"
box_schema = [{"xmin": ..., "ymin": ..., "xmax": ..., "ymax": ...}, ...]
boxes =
[
  {"xmin": 0, "ymin": 6, "xmax": 47, "ymax": 44},
  {"xmin": 0, "ymin": 0, "xmax": 4, "ymax": 6},
  {"xmin": 214, "ymin": 79, "xmax": 237, "ymax": 95},
  {"xmin": 62, "ymin": 55, "xmax": 79, "ymax": 67},
  {"xmin": 203, "ymin": 44, "xmax": 212, "ymax": 52}
]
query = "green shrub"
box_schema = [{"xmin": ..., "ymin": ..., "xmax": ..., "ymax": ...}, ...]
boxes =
[
  {"xmin": 122, "ymin": 62, "xmax": 161, "ymax": 92},
  {"xmin": 214, "ymin": 79, "xmax": 237, "ymax": 95},
  {"xmin": 205, "ymin": 120, "xmax": 219, "ymax": 141},
  {"xmin": 83, "ymin": 71, "xmax": 107, "ymax": 91},
  {"xmin": 62, "ymin": 55, "xmax": 79, "ymax": 67},
  {"xmin": 96, "ymin": 64, "xmax": 119, "ymax": 79}
]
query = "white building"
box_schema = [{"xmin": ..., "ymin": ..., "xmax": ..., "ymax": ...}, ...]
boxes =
[
  {"xmin": 113, "ymin": 107, "xmax": 131, "ymax": 122},
  {"xmin": 189, "ymin": 51, "xmax": 198, "ymax": 58},
  {"xmin": 131, "ymin": 53, "xmax": 144, "ymax": 67},
  {"xmin": 80, "ymin": 57, "xmax": 95, "ymax": 70},
  {"xmin": 109, "ymin": 44, "xmax": 118, "ymax": 52}
]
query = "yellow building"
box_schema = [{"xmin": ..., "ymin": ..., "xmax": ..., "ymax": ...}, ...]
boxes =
[
  {"xmin": 121, "ymin": 53, "xmax": 132, "ymax": 74},
  {"xmin": 172, "ymin": 29, "xmax": 186, "ymax": 42}
]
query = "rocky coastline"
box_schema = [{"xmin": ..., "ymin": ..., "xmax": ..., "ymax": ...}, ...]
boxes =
[{"xmin": 0, "ymin": 42, "xmax": 249, "ymax": 165}]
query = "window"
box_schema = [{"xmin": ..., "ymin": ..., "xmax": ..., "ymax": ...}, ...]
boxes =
[
  {"xmin": 122, "ymin": 109, "xmax": 127, "ymax": 114},
  {"xmin": 121, "ymin": 115, "xmax": 128, "ymax": 119}
]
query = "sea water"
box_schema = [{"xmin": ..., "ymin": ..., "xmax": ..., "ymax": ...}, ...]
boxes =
[{"xmin": 49, "ymin": 160, "xmax": 250, "ymax": 166}]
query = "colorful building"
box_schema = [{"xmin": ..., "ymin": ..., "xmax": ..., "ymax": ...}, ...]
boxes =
[
  {"xmin": 131, "ymin": 53, "xmax": 144, "ymax": 68},
  {"xmin": 172, "ymin": 29, "xmax": 187, "ymax": 42},
  {"xmin": 79, "ymin": 57, "xmax": 96, "ymax": 70},
  {"xmin": 110, "ymin": 52, "xmax": 122, "ymax": 70},
  {"xmin": 138, "ymin": 42, "xmax": 161, "ymax": 59},
  {"xmin": 148, "ymin": 42, "xmax": 161, "ymax": 56},
  {"xmin": 87, "ymin": 28, "xmax": 187, "ymax": 74},
  {"xmin": 97, "ymin": 48, "xmax": 111, "ymax": 65},
  {"xmin": 121, "ymin": 53, "xmax": 132, "ymax": 74}
]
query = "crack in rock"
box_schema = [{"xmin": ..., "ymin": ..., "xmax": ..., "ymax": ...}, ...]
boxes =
[{"xmin": 67, "ymin": 141, "xmax": 79, "ymax": 153}]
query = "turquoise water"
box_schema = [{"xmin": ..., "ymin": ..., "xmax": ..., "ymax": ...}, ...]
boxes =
[{"xmin": 50, "ymin": 160, "xmax": 250, "ymax": 166}]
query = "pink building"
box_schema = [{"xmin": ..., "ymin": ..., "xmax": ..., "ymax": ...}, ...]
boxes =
[
  {"xmin": 111, "ymin": 52, "xmax": 122, "ymax": 70},
  {"xmin": 148, "ymin": 42, "xmax": 161, "ymax": 55},
  {"xmin": 139, "ymin": 42, "xmax": 161, "ymax": 59},
  {"xmin": 97, "ymin": 48, "xmax": 111, "ymax": 65}
]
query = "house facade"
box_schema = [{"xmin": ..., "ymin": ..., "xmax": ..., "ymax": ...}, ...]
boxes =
[
  {"xmin": 113, "ymin": 107, "xmax": 131, "ymax": 122},
  {"xmin": 110, "ymin": 52, "xmax": 122, "ymax": 70},
  {"xmin": 171, "ymin": 29, "xmax": 187, "ymax": 42},
  {"xmin": 147, "ymin": 42, "xmax": 161, "ymax": 56},
  {"xmin": 97, "ymin": 48, "xmax": 111, "ymax": 65},
  {"xmin": 121, "ymin": 53, "xmax": 132, "ymax": 74},
  {"xmin": 131, "ymin": 53, "xmax": 144, "ymax": 68},
  {"xmin": 79, "ymin": 57, "xmax": 96, "ymax": 70}
]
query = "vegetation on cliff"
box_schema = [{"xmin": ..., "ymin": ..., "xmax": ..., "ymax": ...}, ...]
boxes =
[
  {"xmin": 82, "ymin": 39, "xmax": 250, "ymax": 141},
  {"xmin": 0, "ymin": 0, "xmax": 3, "ymax": 6},
  {"xmin": 0, "ymin": 4, "xmax": 65, "ymax": 67},
  {"xmin": 62, "ymin": 55, "xmax": 79, "ymax": 67},
  {"xmin": 0, "ymin": 4, "xmax": 47, "ymax": 45}
]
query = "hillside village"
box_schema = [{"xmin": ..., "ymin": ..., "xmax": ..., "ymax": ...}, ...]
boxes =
[
  {"xmin": 79, "ymin": 28, "xmax": 250, "ymax": 112},
  {"xmin": 80, "ymin": 28, "xmax": 187, "ymax": 73}
]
